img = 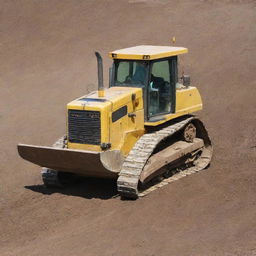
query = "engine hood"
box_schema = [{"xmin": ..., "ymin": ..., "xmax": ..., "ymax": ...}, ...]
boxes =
[{"xmin": 67, "ymin": 86, "xmax": 143, "ymax": 111}]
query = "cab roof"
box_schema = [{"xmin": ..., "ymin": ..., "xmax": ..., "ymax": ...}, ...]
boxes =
[{"xmin": 109, "ymin": 45, "xmax": 188, "ymax": 60}]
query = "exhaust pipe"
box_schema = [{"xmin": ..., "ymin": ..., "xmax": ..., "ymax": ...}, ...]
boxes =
[{"xmin": 95, "ymin": 52, "xmax": 105, "ymax": 97}]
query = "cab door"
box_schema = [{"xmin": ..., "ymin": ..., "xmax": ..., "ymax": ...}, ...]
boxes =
[{"xmin": 148, "ymin": 57, "xmax": 177, "ymax": 119}]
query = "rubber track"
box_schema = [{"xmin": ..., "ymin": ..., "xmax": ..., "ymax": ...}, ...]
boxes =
[{"xmin": 117, "ymin": 116, "xmax": 212, "ymax": 199}]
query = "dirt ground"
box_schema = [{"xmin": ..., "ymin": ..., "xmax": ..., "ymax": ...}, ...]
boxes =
[{"xmin": 1, "ymin": 0, "xmax": 256, "ymax": 255}]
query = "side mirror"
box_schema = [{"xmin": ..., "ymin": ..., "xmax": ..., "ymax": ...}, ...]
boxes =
[{"xmin": 182, "ymin": 75, "xmax": 190, "ymax": 87}]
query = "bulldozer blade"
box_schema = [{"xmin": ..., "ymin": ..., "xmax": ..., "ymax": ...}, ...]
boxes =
[{"xmin": 17, "ymin": 144, "xmax": 120, "ymax": 179}]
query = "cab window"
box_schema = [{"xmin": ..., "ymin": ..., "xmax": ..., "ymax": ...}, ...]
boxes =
[
  {"xmin": 148, "ymin": 60, "xmax": 172, "ymax": 117},
  {"xmin": 114, "ymin": 61, "xmax": 148, "ymax": 87}
]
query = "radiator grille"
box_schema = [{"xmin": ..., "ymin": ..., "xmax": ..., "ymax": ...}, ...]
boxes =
[{"xmin": 68, "ymin": 110, "xmax": 101, "ymax": 145}]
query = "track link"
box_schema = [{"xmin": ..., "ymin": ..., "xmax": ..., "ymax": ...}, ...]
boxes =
[{"xmin": 117, "ymin": 115, "xmax": 212, "ymax": 199}]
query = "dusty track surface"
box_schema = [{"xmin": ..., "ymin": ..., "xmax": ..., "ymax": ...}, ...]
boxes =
[{"xmin": 1, "ymin": 0, "xmax": 256, "ymax": 255}]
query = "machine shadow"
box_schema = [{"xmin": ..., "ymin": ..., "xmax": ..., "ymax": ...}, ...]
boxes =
[{"xmin": 25, "ymin": 177, "xmax": 118, "ymax": 200}]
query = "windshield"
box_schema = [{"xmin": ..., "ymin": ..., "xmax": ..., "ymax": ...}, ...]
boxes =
[{"xmin": 113, "ymin": 60, "xmax": 148, "ymax": 87}]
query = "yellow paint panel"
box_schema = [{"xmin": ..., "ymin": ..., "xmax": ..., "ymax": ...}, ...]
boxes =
[
  {"xmin": 109, "ymin": 45, "xmax": 188, "ymax": 60},
  {"xmin": 109, "ymin": 98, "xmax": 145, "ymax": 155},
  {"xmin": 176, "ymin": 87, "xmax": 202, "ymax": 113},
  {"xmin": 67, "ymin": 142, "xmax": 102, "ymax": 152}
]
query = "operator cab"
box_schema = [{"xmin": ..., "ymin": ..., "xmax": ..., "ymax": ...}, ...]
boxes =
[{"xmin": 109, "ymin": 45, "xmax": 188, "ymax": 120}]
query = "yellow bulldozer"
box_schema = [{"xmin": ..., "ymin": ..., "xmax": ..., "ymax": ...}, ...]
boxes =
[{"xmin": 18, "ymin": 45, "xmax": 212, "ymax": 199}]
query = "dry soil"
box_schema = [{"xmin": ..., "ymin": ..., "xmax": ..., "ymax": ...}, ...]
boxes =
[{"xmin": 1, "ymin": 0, "xmax": 256, "ymax": 255}]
